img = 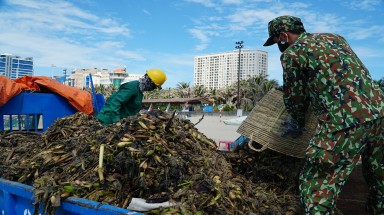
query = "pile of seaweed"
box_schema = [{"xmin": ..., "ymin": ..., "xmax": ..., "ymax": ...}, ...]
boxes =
[
  {"xmin": 223, "ymin": 143, "xmax": 305, "ymax": 194},
  {"xmin": 0, "ymin": 110, "xmax": 301, "ymax": 215}
]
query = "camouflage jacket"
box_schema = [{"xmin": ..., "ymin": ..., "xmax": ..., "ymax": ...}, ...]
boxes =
[{"xmin": 281, "ymin": 32, "xmax": 384, "ymax": 135}]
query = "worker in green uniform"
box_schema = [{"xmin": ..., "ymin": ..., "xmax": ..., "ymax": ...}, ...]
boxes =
[
  {"xmin": 97, "ymin": 69, "xmax": 166, "ymax": 125},
  {"xmin": 263, "ymin": 15, "xmax": 384, "ymax": 214}
]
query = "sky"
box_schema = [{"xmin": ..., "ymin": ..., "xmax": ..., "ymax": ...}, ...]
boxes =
[{"xmin": 0, "ymin": 0, "xmax": 383, "ymax": 88}]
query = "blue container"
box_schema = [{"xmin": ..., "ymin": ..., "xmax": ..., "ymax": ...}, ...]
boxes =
[
  {"xmin": 0, "ymin": 178, "xmax": 142, "ymax": 215},
  {"xmin": 0, "ymin": 92, "xmax": 105, "ymax": 132},
  {"xmin": 203, "ymin": 106, "xmax": 213, "ymax": 113},
  {"xmin": 235, "ymin": 135, "xmax": 250, "ymax": 148}
]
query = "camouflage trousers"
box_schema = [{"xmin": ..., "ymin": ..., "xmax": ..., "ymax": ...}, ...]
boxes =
[{"xmin": 299, "ymin": 118, "xmax": 384, "ymax": 215}]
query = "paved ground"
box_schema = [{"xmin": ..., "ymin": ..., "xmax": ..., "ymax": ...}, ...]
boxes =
[{"xmin": 187, "ymin": 115, "xmax": 242, "ymax": 143}]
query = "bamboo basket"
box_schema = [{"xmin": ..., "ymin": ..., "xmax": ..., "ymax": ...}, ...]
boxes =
[{"xmin": 237, "ymin": 89, "xmax": 318, "ymax": 158}]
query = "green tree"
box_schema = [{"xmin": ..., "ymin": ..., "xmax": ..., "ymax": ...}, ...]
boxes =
[
  {"xmin": 176, "ymin": 82, "xmax": 191, "ymax": 98},
  {"xmin": 207, "ymin": 88, "xmax": 224, "ymax": 105},
  {"xmin": 243, "ymin": 75, "xmax": 278, "ymax": 108},
  {"xmin": 144, "ymin": 88, "xmax": 163, "ymax": 99},
  {"xmin": 219, "ymin": 85, "xmax": 236, "ymax": 106},
  {"xmin": 193, "ymin": 84, "xmax": 207, "ymax": 97}
]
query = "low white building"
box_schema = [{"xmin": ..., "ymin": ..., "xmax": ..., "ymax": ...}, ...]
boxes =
[
  {"xmin": 124, "ymin": 73, "xmax": 143, "ymax": 83},
  {"xmin": 67, "ymin": 67, "xmax": 143, "ymax": 88},
  {"xmin": 67, "ymin": 68, "xmax": 111, "ymax": 88}
]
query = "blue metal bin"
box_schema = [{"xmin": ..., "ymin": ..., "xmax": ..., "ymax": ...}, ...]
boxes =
[
  {"xmin": 203, "ymin": 106, "xmax": 213, "ymax": 113},
  {"xmin": 0, "ymin": 92, "xmax": 105, "ymax": 133},
  {"xmin": 0, "ymin": 178, "xmax": 142, "ymax": 215}
]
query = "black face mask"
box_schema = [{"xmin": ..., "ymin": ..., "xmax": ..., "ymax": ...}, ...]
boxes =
[
  {"xmin": 278, "ymin": 41, "xmax": 290, "ymax": 52},
  {"xmin": 139, "ymin": 75, "xmax": 157, "ymax": 92}
]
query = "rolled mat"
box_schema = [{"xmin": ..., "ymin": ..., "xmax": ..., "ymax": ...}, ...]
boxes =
[{"xmin": 237, "ymin": 89, "xmax": 318, "ymax": 158}]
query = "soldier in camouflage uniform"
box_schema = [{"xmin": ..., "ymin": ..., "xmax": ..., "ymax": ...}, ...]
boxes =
[{"xmin": 263, "ymin": 15, "xmax": 384, "ymax": 214}]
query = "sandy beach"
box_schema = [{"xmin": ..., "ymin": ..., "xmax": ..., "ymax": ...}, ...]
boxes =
[{"xmin": 186, "ymin": 115, "xmax": 242, "ymax": 144}]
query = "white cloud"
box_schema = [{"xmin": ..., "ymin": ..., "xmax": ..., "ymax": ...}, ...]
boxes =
[
  {"xmin": 189, "ymin": 29, "xmax": 210, "ymax": 50},
  {"xmin": 114, "ymin": 50, "xmax": 146, "ymax": 61},
  {"xmin": 227, "ymin": 9, "xmax": 277, "ymax": 30},
  {"xmin": 345, "ymin": 25, "xmax": 384, "ymax": 41},
  {"xmin": 247, "ymin": 0, "xmax": 274, "ymax": 2},
  {"xmin": 184, "ymin": 0, "xmax": 216, "ymax": 7},
  {"xmin": 342, "ymin": 0, "xmax": 383, "ymax": 11},
  {"xmin": 221, "ymin": 0, "xmax": 242, "ymax": 4},
  {"xmin": 353, "ymin": 46, "xmax": 382, "ymax": 58},
  {"xmin": 142, "ymin": 9, "xmax": 151, "ymax": 16},
  {"xmin": 286, "ymin": 2, "xmax": 309, "ymax": 9},
  {"xmin": 301, "ymin": 13, "xmax": 341, "ymax": 33},
  {"xmin": 0, "ymin": 0, "xmax": 138, "ymax": 71},
  {"xmin": 2, "ymin": 0, "xmax": 130, "ymax": 36}
]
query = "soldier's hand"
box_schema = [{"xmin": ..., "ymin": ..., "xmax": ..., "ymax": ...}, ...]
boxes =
[
  {"xmin": 275, "ymin": 86, "xmax": 283, "ymax": 91},
  {"xmin": 280, "ymin": 119, "xmax": 306, "ymax": 138},
  {"xmin": 281, "ymin": 127, "xmax": 306, "ymax": 138}
]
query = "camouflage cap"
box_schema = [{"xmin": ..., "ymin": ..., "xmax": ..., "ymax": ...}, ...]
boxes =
[{"xmin": 263, "ymin": 15, "xmax": 305, "ymax": 46}]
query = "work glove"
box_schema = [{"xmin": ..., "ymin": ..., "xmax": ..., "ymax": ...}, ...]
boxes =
[{"xmin": 280, "ymin": 119, "xmax": 306, "ymax": 139}]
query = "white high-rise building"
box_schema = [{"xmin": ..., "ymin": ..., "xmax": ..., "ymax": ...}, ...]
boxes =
[{"xmin": 194, "ymin": 49, "xmax": 268, "ymax": 89}]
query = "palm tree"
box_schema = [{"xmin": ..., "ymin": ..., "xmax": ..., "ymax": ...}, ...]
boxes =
[
  {"xmin": 263, "ymin": 79, "xmax": 279, "ymax": 93},
  {"xmin": 176, "ymin": 82, "xmax": 191, "ymax": 98},
  {"xmin": 219, "ymin": 85, "xmax": 236, "ymax": 105},
  {"xmin": 206, "ymin": 88, "xmax": 223, "ymax": 105},
  {"xmin": 239, "ymin": 79, "xmax": 249, "ymax": 109},
  {"xmin": 94, "ymin": 84, "xmax": 106, "ymax": 95},
  {"xmin": 163, "ymin": 88, "xmax": 175, "ymax": 99},
  {"xmin": 193, "ymin": 84, "xmax": 207, "ymax": 97},
  {"xmin": 104, "ymin": 85, "xmax": 118, "ymax": 99},
  {"xmin": 143, "ymin": 88, "xmax": 164, "ymax": 99},
  {"xmin": 120, "ymin": 75, "xmax": 279, "ymax": 111},
  {"xmin": 91, "ymin": 84, "xmax": 118, "ymax": 99},
  {"xmin": 243, "ymin": 75, "xmax": 278, "ymax": 107}
]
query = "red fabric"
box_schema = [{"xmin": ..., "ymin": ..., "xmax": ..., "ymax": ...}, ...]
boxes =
[{"xmin": 1, "ymin": 76, "xmax": 93, "ymax": 114}]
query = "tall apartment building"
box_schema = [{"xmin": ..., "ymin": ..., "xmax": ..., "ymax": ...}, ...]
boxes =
[
  {"xmin": 0, "ymin": 54, "xmax": 34, "ymax": 79},
  {"xmin": 194, "ymin": 49, "xmax": 268, "ymax": 89}
]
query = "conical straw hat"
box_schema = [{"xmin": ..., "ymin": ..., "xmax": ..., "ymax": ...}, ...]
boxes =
[{"xmin": 237, "ymin": 89, "xmax": 318, "ymax": 158}]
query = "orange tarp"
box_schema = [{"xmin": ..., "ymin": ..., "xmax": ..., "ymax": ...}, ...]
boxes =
[
  {"xmin": 0, "ymin": 76, "xmax": 22, "ymax": 106},
  {"xmin": 0, "ymin": 76, "xmax": 93, "ymax": 114}
]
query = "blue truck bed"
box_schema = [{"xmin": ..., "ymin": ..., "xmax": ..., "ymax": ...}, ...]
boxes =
[
  {"xmin": 0, "ymin": 178, "xmax": 142, "ymax": 215},
  {"xmin": 0, "ymin": 92, "xmax": 105, "ymax": 133}
]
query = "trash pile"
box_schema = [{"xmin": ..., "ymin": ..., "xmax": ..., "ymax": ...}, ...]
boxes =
[{"xmin": 0, "ymin": 110, "xmax": 301, "ymax": 214}]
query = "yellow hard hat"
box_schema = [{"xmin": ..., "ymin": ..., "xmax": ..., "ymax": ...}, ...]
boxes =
[{"xmin": 146, "ymin": 69, "xmax": 167, "ymax": 87}]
